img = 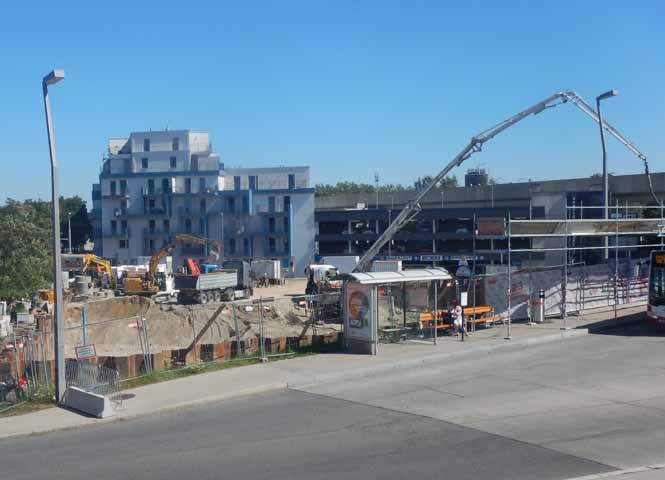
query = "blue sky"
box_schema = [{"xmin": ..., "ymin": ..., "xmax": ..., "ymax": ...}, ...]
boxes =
[{"xmin": 1, "ymin": 1, "xmax": 663, "ymax": 204}]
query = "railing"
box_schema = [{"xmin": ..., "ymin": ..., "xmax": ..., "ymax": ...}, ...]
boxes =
[{"xmin": 104, "ymin": 228, "xmax": 131, "ymax": 238}]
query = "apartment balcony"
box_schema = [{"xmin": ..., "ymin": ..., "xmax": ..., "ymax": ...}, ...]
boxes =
[
  {"xmin": 102, "ymin": 192, "xmax": 131, "ymax": 199},
  {"xmin": 103, "ymin": 228, "xmax": 131, "ymax": 238},
  {"xmin": 170, "ymin": 186, "xmax": 219, "ymax": 195},
  {"xmin": 142, "ymin": 228, "xmax": 169, "ymax": 238},
  {"xmin": 142, "ymin": 187, "xmax": 172, "ymax": 197},
  {"xmin": 176, "ymin": 206, "xmax": 206, "ymax": 216}
]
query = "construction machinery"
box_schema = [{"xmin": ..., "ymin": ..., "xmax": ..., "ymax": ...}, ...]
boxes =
[
  {"xmin": 80, "ymin": 254, "xmax": 112, "ymax": 277},
  {"xmin": 175, "ymin": 260, "xmax": 252, "ymax": 304},
  {"xmin": 122, "ymin": 233, "xmax": 221, "ymax": 296},
  {"xmin": 354, "ymin": 91, "xmax": 653, "ymax": 273},
  {"xmin": 304, "ymin": 264, "xmax": 341, "ymax": 295}
]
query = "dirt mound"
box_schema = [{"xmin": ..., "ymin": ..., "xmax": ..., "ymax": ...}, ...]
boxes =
[{"xmin": 63, "ymin": 295, "xmax": 337, "ymax": 357}]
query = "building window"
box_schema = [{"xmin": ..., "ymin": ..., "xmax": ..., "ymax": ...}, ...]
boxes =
[
  {"xmin": 162, "ymin": 178, "xmax": 170, "ymax": 193},
  {"xmin": 147, "ymin": 179, "xmax": 155, "ymax": 194},
  {"xmin": 229, "ymin": 238, "xmax": 236, "ymax": 255},
  {"xmin": 149, "ymin": 220, "xmax": 155, "ymax": 234},
  {"xmin": 283, "ymin": 216, "xmax": 289, "ymax": 233},
  {"xmin": 185, "ymin": 178, "xmax": 191, "ymax": 193},
  {"xmin": 234, "ymin": 176, "xmax": 241, "ymax": 190},
  {"xmin": 199, "ymin": 199, "xmax": 206, "ymax": 213},
  {"xmin": 284, "ymin": 238, "xmax": 289, "ymax": 254},
  {"xmin": 198, "ymin": 218, "xmax": 205, "ymax": 234},
  {"xmin": 227, "ymin": 197, "xmax": 236, "ymax": 213},
  {"xmin": 110, "ymin": 220, "xmax": 117, "ymax": 234},
  {"xmin": 172, "ymin": 137, "xmax": 179, "ymax": 151},
  {"xmin": 199, "ymin": 177, "xmax": 206, "ymax": 193},
  {"xmin": 242, "ymin": 196, "xmax": 248, "ymax": 213},
  {"xmin": 120, "ymin": 200, "xmax": 128, "ymax": 215},
  {"xmin": 119, "ymin": 239, "xmax": 128, "ymax": 249},
  {"xmin": 143, "ymin": 138, "xmax": 150, "ymax": 152},
  {"xmin": 243, "ymin": 238, "xmax": 249, "ymax": 255},
  {"xmin": 268, "ymin": 237, "xmax": 276, "ymax": 254},
  {"xmin": 141, "ymin": 157, "xmax": 148, "ymax": 169},
  {"xmin": 268, "ymin": 196, "xmax": 275, "ymax": 212},
  {"xmin": 249, "ymin": 175, "xmax": 257, "ymax": 190},
  {"xmin": 120, "ymin": 180, "xmax": 127, "ymax": 195},
  {"xmin": 288, "ymin": 174, "xmax": 295, "ymax": 189},
  {"xmin": 110, "ymin": 181, "xmax": 116, "ymax": 196},
  {"xmin": 148, "ymin": 199, "xmax": 156, "ymax": 210},
  {"xmin": 185, "ymin": 218, "xmax": 192, "ymax": 234},
  {"xmin": 163, "ymin": 219, "xmax": 170, "ymax": 233},
  {"xmin": 191, "ymin": 155, "xmax": 199, "ymax": 171},
  {"xmin": 283, "ymin": 195, "xmax": 290, "ymax": 213},
  {"xmin": 120, "ymin": 220, "xmax": 127, "ymax": 233},
  {"xmin": 268, "ymin": 217, "xmax": 275, "ymax": 233},
  {"xmin": 170, "ymin": 156, "xmax": 177, "ymax": 168},
  {"xmin": 149, "ymin": 239, "xmax": 155, "ymax": 251}
]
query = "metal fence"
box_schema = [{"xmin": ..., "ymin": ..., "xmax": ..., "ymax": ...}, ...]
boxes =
[
  {"xmin": 471, "ymin": 260, "xmax": 647, "ymax": 326},
  {"xmin": 0, "ymin": 292, "xmax": 344, "ymax": 412}
]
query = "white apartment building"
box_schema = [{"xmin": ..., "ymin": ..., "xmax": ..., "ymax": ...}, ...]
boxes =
[{"xmin": 91, "ymin": 130, "xmax": 315, "ymax": 274}]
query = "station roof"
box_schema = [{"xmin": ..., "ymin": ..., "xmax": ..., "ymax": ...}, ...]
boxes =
[{"xmin": 337, "ymin": 267, "xmax": 452, "ymax": 285}]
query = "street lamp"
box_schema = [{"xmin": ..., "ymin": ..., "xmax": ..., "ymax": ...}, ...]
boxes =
[
  {"xmin": 440, "ymin": 191, "xmax": 444, "ymax": 208},
  {"xmin": 596, "ymin": 89, "xmax": 618, "ymax": 260},
  {"xmin": 67, "ymin": 212, "xmax": 72, "ymax": 254},
  {"xmin": 42, "ymin": 69, "xmax": 66, "ymax": 404}
]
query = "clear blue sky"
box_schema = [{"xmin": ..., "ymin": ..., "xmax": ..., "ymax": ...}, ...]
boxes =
[{"xmin": 1, "ymin": 1, "xmax": 663, "ymax": 205}]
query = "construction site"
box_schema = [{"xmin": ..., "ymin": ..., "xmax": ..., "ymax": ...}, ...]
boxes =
[{"xmin": 2, "ymin": 89, "xmax": 664, "ymax": 413}]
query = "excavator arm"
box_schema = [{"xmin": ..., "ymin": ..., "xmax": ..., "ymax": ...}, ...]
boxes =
[{"xmin": 353, "ymin": 91, "xmax": 655, "ymax": 272}]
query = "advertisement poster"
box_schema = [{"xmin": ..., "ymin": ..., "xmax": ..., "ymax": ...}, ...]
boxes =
[{"xmin": 346, "ymin": 283, "xmax": 373, "ymax": 340}]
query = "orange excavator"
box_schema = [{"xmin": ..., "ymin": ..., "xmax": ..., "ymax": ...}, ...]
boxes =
[{"xmin": 122, "ymin": 234, "xmax": 221, "ymax": 296}]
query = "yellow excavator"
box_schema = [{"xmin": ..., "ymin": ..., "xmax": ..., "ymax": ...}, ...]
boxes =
[
  {"xmin": 39, "ymin": 254, "xmax": 115, "ymax": 302},
  {"xmin": 122, "ymin": 233, "xmax": 221, "ymax": 296}
]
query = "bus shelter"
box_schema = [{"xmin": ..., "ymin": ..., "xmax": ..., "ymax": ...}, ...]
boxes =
[{"xmin": 338, "ymin": 268, "xmax": 454, "ymax": 354}]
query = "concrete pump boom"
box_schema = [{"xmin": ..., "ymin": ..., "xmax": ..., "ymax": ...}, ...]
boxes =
[{"xmin": 353, "ymin": 91, "xmax": 655, "ymax": 273}]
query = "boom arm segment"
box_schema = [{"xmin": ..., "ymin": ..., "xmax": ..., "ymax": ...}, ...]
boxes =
[{"xmin": 353, "ymin": 91, "xmax": 655, "ymax": 272}]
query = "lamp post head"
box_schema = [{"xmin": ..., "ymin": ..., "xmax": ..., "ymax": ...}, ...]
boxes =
[
  {"xmin": 43, "ymin": 69, "xmax": 65, "ymax": 87},
  {"xmin": 596, "ymin": 89, "xmax": 618, "ymax": 101}
]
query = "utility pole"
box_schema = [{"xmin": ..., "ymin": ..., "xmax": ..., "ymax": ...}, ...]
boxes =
[
  {"xmin": 596, "ymin": 89, "xmax": 618, "ymax": 260},
  {"xmin": 42, "ymin": 69, "xmax": 66, "ymax": 404},
  {"xmin": 374, "ymin": 171, "xmax": 379, "ymax": 209},
  {"xmin": 67, "ymin": 212, "xmax": 72, "ymax": 253}
]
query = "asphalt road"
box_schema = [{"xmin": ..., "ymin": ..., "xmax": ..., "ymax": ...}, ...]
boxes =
[{"xmin": 0, "ymin": 321, "xmax": 663, "ymax": 480}]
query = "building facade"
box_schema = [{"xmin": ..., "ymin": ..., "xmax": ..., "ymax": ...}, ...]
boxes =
[
  {"xmin": 315, "ymin": 172, "xmax": 665, "ymax": 270},
  {"xmin": 93, "ymin": 130, "xmax": 315, "ymax": 274}
]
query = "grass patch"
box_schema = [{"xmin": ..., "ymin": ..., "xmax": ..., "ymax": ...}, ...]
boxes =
[
  {"xmin": 0, "ymin": 351, "xmax": 318, "ymax": 418},
  {"xmin": 0, "ymin": 385, "xmax": 56, "ymax": 418},
  {"xmin": 121, "ymin": 351, "xmax": 316, "ymax": 390}
]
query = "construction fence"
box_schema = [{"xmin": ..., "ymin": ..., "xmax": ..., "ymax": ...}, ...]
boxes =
[
  {"xmin": 472, "ymin": 260, "xmax": 648, "ymax": 323},
  {"xmin": 0, "ymin": 292, "xmax": 343, "ymax": 413}
]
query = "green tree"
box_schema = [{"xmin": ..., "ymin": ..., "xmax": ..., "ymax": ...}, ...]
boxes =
[
  {"xmin": 413, "ymin": 175, "xmax": 458, "ymax": 190},
  {"xmin": 0, "ymin": 209, "xmax": 52, "ymax": 301}
]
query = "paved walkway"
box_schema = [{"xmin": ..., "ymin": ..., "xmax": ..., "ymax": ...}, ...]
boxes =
[{"xmin": 0, "ymin": 304, "xmax": 646, "ymax": 439}]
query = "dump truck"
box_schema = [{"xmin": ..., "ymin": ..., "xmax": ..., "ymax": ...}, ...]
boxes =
[{"xmin": 175, "ymin": 261, "xmax": 253, "ymax": 304}]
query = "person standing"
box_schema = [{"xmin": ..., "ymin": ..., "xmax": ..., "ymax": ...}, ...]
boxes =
[{"xmin": 450, "ymin": 300, "xmax": 463, "ymax": 336}]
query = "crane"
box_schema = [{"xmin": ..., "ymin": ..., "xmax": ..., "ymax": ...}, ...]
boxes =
[{"xmin": 354, "ymin": 91, "xmax": 655, "ymax": 272}]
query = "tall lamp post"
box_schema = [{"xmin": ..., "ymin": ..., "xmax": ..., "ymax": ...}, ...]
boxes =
[
  {"xmin": 596, "ymin": 89, "xmax": 618, "ymax": 260},
  {"xmin": 42, "ymin": 69, "xmax": 66, "ymax": 404},
  {"xmin": 67, "ymin": 212, "xmax": 72, "ymax": 253}
]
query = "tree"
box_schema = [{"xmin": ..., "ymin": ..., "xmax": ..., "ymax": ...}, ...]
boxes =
[
  {"xmin": 590, "ymin": 173, "xmax": 602, "ymax": 179},
  {"xmin": 0, "ymin": 196, "xmax": 92, "ymax": 301},
  {"xmin": 0, "ymin": 209, "xmax": 52, "ymax": 301},
  {"xmin": 413, "ymin": 175, "xmax": 458, "ymax": 190}
]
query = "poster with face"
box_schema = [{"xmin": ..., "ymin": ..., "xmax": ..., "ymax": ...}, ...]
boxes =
[{"xmin": 346, "ymin": 283, "xmax": 373, "ymax": 340}]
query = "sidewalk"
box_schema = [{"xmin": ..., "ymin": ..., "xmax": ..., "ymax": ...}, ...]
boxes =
[{"xmin": 0, "ymin": 304, "xmax": 646, "ymax": 439}]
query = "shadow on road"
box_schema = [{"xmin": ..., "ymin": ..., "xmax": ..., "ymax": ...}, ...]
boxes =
[{"xmin": 586, "ymin": 313, "xmax": 665, "ymax": 337}]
